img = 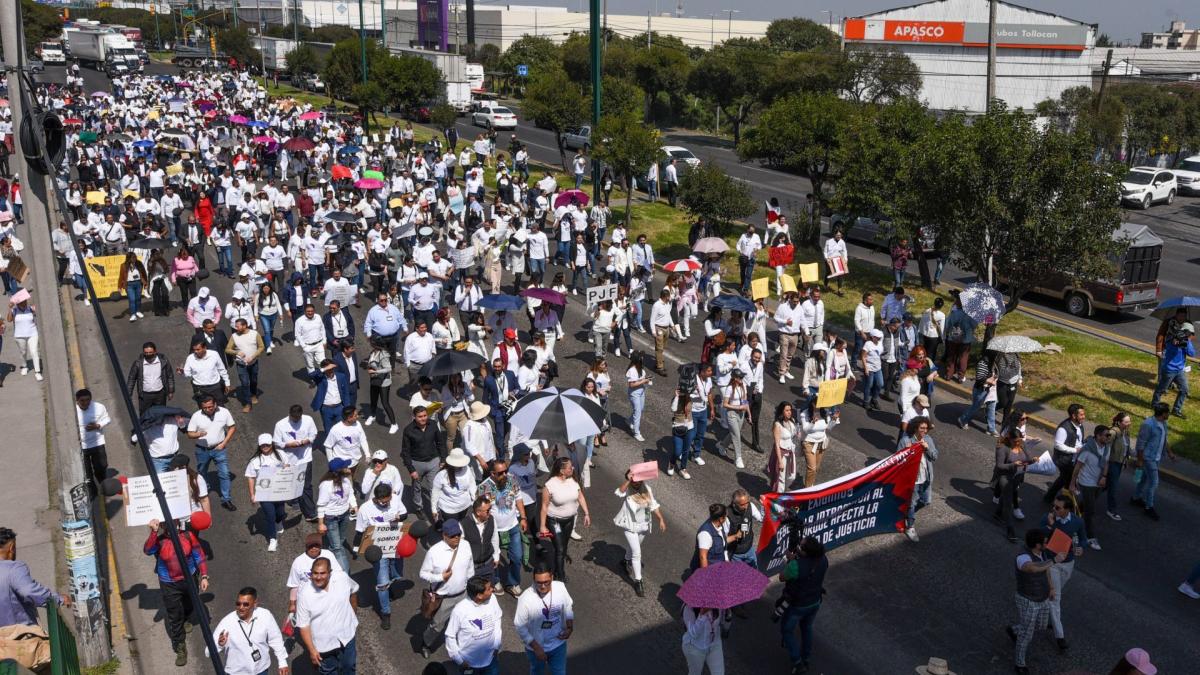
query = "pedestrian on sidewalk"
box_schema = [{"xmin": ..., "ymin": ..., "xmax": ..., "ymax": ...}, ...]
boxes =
[
  {"xmin": 1044, "ymin": 404, "xmax": 1087, "ymax": 506},
  {"xmin": 186, "ymin": 396, "xmax": 237, "ymax": 512},
  {"xmin": 7, "ymin": 293, "xmax": 42, "ymax": 381},
  {"xmin": 1132, "ymin": 402, "xmax": 1175, "ymax": 521},
  {"xmin": 143, "ymin": 518, "xmax": 210, "ymax": 667},
  {"xmin": 1069, "ymin": 426, "xmax": 1111, "ymax": 550},
  {"xmin": 941, "ymin": 292, "xmax": 976, "ymax": 382},
  {"xmin": 1041, "ymin": 492, "xmax": 1086, "ymax": 651},
  {"xmin": 778, "ymin": 535, "xmax": 829, "ymax": 675},
  {"xmin": 296, "ymin": 558, "xmax": 359, "ymax": 675},
  {"xmin": 246, "ymin": 434, "xmax": 290, "ymax": 553},
  {"xmin": 1105, "ymin": 412, "xmax": 1134, "ymax": 521},
  {"xmin": 1151, "ymin": 321, "xmax": 1194, "ymax": 419},
  {"xmin": 1007, "ymin": 528, "xmax": 1063, "ymax": 675},
  {"xmin": 0, "ymin": 527, "xmax": 72, "ymax": 628},
  {"xmin": 898, "ymin": 417, "xmax": 938, "ymax": 543},
  {"xmin": 74, "ymin": 389, "xmax": 111, "ymax": 486},
  {"xmin": 890, "ymin": 239, "xmax": 912, "ymax": 287},
  {"xmin": 210, "ymin": 587, "xmax": 289, "ymax": 675}
]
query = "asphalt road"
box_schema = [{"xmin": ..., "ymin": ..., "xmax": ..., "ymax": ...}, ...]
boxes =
[{"xmin": 55, "ymin": 63, "xmax": 1199, "ymax": 674}]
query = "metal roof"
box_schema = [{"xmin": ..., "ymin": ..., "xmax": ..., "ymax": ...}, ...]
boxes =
[{"xmin": 848, "ymin": 0, "xmax": 1094, "ymax": 28}]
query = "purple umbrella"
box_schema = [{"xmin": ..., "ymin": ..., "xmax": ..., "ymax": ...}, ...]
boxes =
[
  {"xmin": 355, "ymin": 178, "xmax": 385, "ymax": 190},
  {"xmin": 520, "ymin": 287, "xmax": 567, "ymax": 306},
  {"xmin": 553, "ymin": 189, "xmax": 589, "ymax": 209},
  {"xmin": 676, "ymin": 561, "xmax": 769, "ymax": 610}
]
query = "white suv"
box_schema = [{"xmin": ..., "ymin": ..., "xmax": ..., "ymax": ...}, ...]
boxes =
[
  {"xmin": 472, "ymin": 103, "xmax": 517, "ymax": 130},
  {"xmin": 1174, "ymin": 155, "xmax": 1200, "ymax": 195},
  {"xmin": 1120, "ymin": 167, "xmax": 1177, "ymax": 209}
]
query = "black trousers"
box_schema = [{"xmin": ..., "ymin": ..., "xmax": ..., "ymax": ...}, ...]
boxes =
[
  {"xmin": 1043, "ymin": 451, "xmax": 1076, "ymax": 503},
  {"xmin": 83, "ymin": 445, "xmax": 109, "ymax": 484},
  {"xmin": 138, "ymin": 389, "xmax": 169, "ymax": 420},
  {"xmin": 160, "ymin": 576, "xmax": 196, "ymax": 649},
  {"xmin": 994, "ymin": 472, "xmax": 1025, "ymax": 534},
  {"xmin": 996, "ymin": 382, "xmax": 1018, "ymax": 425},
  {"xmin": 749, "ymin": 392, "xmax": 763, "ymax": 449},
  {"xmin": 546, "ymin": 515, "xmax": 575, "ymax": 582}
]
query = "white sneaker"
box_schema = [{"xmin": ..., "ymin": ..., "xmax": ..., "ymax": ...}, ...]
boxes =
[
  {"xmin": 267, "ymin": 538, "xmax": 278, "ymax": 552},
  {"xmin": 905, "ymin": 527, "xmax": 919, "ymax": 542},
  {"xmin": 785, "ymin": 372, "xmax": 795, "ymax": 380},
  {"xmin": 693, "ymin": 457, "xmax": 706, "ymax": 466},
  {"xmin": 614, "ymin": 348, "xmax": 621, "ymax": 357},
  {"xmin": 1178, "ymin": 582, "xmax": 1200, "ymax": 599},
  {"xmin": 278, "ymin": 521, "xmax": 286, "ymax": 535},
  {"xmin": 570, "ymin": 530, "xmax": 582, "ymax": 541},
  {"xmin": 735, "ymin": 458, "xmax": 745, "ymax": 469},
  {"xmin": 778, "ymin": 376, "xmax": 787, "ymax": 384},
  {"xmin": 137, "ymin": 312, "xmax": 145, "ymax": 318},
  {"xmin": 680, "ymin": 469, "xmax": 692, "ymax": 480},
  {"xmin": 266, "ymin": 345, "xmax": 273, "ymax": 354},
  {"xmin": 667, "ymin": 466, "xmax": 675, "ymax": 476},
  {"xmin": 1013, "ymin": 508, "xmax": 1025, "ymax": 521},
  {"xmin": 1088, "ymin": 538, "xmax": 1101, "ymax": 551},
  {"xmin": 363, "ymin": 416, "xmax": 375, "ymax": 426},
  {"xmin": 84, "ymin": 299, "xmax": 91, "ymax": 306},
  {"xmin": 634, "ymin": 433, "xmax": 645, "ymax": 442},
  {"xmin": 129, "ymin": 315, "xmax": 137, "ymax": 322},
  {"xmin": 991, "ymin": 496, "xmax": 1000, "ymax": 505},
  {"xmin": 389, "ymin": 424, "xmax": 399, "ymax": 434},
  {"xmin": 34, "ymin": 373, "xmax": 43, "ymax": 381},
  {"xmin": 130, "ymin": 433, "xmax": 138, "ymax": 444},
  {"xmin": 293, "ymin": 340, "xmax": 300, "ymax": 347},
  {"xmin": 1107, "ymin": 511, "xmax": 1123, "ymax": 521},
  {"xmin": 20, "ymin": 367, "xmax": 27, "ymax": 376}
]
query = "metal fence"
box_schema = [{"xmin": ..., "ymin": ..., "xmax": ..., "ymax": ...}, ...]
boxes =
[{"xmin": 47, "ymin": 603, "xmax": 81, "ymax": 675}]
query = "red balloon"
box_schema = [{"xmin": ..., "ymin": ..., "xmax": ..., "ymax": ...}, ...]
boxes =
[
  {"xmin": 395, "ymin": 534, "xmax": 418, "ymax": 558},
  {"xmin": 190, "ymin": 511, "xmax": 213, "ymax": 531}
]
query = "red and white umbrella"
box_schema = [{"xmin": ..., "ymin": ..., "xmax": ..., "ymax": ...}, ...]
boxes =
[{"xmin": 664, "ymin": 258, "xmax": 701, "ymax": 273}]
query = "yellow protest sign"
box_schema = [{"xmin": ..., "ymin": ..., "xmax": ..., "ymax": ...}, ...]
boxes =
[
  {"xmin": 85, "ymin": 190, "xmax": 106, "ymax": 205},
  {"xmin": 84, "ymin": 255, "xmax": 127, "ymax": 300},
  {"xmin": 779, "ymin": 274, "xmax": 797, "ymax": 296},
  {"xmin": 815, "ymin": 378, "xmax": 849, "ymax": 408},
  {"xmin": 798, "ymin": 262, "xmax": 821, "ymax": 284},
  {"xmin": 751, "ymin": 277, "xmax": 770, "ymax": 301},
  {"xmin": 166, "ymin": 162, "xmax": 183, "ymax": 176}
]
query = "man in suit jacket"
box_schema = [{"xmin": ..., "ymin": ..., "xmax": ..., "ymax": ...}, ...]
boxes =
[
  {"xmin": 310, "ymin": 360, "xmax": 351, "ymax": 435},
  {"xmin": 482, "ymin": 357, "xmax": 519, "ymax": 450},
  {"xmin": 331, "ymin": 341, "xmax": 361, "ymax": 411},
  {"xmin": 322, "ymin": 299, "xmax": 355, "ymax": 349},
  {"xmin": 197, "ymin": 319, "xmax": 231, "ymax": 367}
]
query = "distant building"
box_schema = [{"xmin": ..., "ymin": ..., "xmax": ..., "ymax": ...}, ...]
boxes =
[{"xmin": 1140, "ymin": 21, "xmax": 1200, "ymax": 50}]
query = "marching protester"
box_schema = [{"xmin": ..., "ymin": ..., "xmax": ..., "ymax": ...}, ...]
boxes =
[
  {"xmin": 445, "ymin": 575, "xmax": 504, "ymax": 674},
  {"xmin": 245, "ymin": 434, "xmax": 290, "ymax": 552},
  {"xmin": 514, "ymin": 566, "xmax": 575, "ymax": 674},
  {"xmin": 418, "ymin": 519, "xmax": 475, "ymax": 659},
  {"xmin": 143, "ymin": 518, "xmax": 210, "ymax": 667},
  {"xmin": 613, "ymin": 469, "xmax": 666, "ymax": 597},
  {"xmin": 295, "ymin": 557, "xmax": 359, "ymax": 674},
  {"xmin": 209, "ymin": 587, "xmax": 289, "ymax": 675}
]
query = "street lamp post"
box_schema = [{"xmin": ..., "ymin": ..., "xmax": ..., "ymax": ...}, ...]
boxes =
[
  {"xmin": 358, "ymin": 0, "xmax": 367, "ymax": 83},
  {"xmin": 822, "ymin": 9, "xmax": 832, "ymax": 32},
  {"xmin": 724, "ymin": 9, "xmax": 740, "ymax": 40},
  {"xmin": 708, "ymin": 13, "xmax": 715, "ymax": 47}
]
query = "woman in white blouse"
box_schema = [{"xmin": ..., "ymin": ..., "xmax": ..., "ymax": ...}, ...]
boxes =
[
  {"xmin": 681, "ymin": 604, "xmax": 727, "ymax": 675},
  {"xmin": 432, "ymin": 307, "xmax": 461, "ymax": 351},
  {"xmin": 431, "ymin": 448, "xmax": 477, "ymax": 524},
  {"xmin": 244, "ymin": 434, "xmax": 290, "ymax": 552},
  {"xmin": 800, "ymin": 400, "xmax": 840, "ymax": 488},
  {"xmin": 316, "ymin": 458, "xmax": 358, "ymax": 573},
  {"xmin": 613, "ymin": 470, "xmax": 666, "ymax": 598},
  {"xmin": 771, "ymin": 402, "xmax": 800, "ymax": 493}
]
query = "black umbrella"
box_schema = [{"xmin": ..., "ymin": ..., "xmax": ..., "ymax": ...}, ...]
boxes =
[
  {"xmin": 418, "ymin": 350, "xmax": 485, "ymax": 377},
  {"xmin": 508, "ymin": 387, "xmax": 606, "ymax": 444},
  {"xmin": 209, "ymin": 119, "xmax": 229, "ymax": 128},
  {"xmin": 324, "ymin": 211, "xmax": 357, "ymax": 224},
  {"xmin": 130, "ymin": 237, "xmax": 173, "ymax": 250},
  {"xmin": 139, "ymin": 405, "xmax": 188, "ymax": 428}
]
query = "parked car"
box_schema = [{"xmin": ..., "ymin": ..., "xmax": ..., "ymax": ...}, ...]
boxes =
[
  {"xmin": 404, "ymin": 103, "xmax": 432, "ymax": 123},
  {"xmin": 299, "ymin": 74, "xmax": 325, "ymax": 92},
  {"xmin": 563, "ymin": 125, "xmax": 593, "ymax": 151},
  {"xmin": 1119, "ymin": 167, "xmax": 1176, "ymax": 209},
  {"xmin": 829, "ymin": 213, "xmax": 939, "ymax": 257},
  {"xmin": 632, "ymin": 145, "xmax": 701, "ymax": 190},
  {"xmin": 1024, "ymin": 222, "xmax": 1161, "ymax": 317},
  {"xmin": 472, "ymin": 103, "xmax": 517, "ymax": 130},
  {"xmin": 1173, "ymin": 155, "xmax": 1200, "ymax": 195}
]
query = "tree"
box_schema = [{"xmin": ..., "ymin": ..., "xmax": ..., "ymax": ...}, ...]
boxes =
[
  {"xmin": 351, "ymin": 81, "xmax": 387, "ymax": 125},
  {"xmin": 592, "ymin": 112, "xmax": 662, "ymax": 224},
  {"xmin": 841, "ymin": 48, "xmax": 923, "ymax": 104},
  {"xmin": 1096, "ymin": 33, "xmax": 1114, "ymax": 47},
  {"xmin": 905, "ymin": 104, "xmax": 1123, "ymax": 313},
  {"xmin": 678, "ymin": 162, "xmax": 757, "ymax": 236},
  {"xmin": 632, "ymin": 41, "xmax": 692, "ymax": 122},
  {"xmin": 1111, "ymin": 83, "xmax": 1185, "ymax": 163},
  {"xmin": 588, "ymin": 76, "xmax": 644, "ymax": 118},
  {"xmin": 765, "ymin": 17, "xmax": 839, "ymax": 53},
  {"xmin": 522, "ymin": 68, "xmax": 587, "ymax": 170},
  {"xmin": 377, "ymin": 55, "xmax": 442, "ymax": 112},
  {"xmin": 475, "ymin": 43, "xmax": 501, "ymax": 71},
  {"xmin": 21, "ymin": 0, "xmax": 63, "ymax": 48},
  {"xmin": 1035, "ymin": 85, "xmax": 1126, "ymax": 159},
  {"xmin": 285, "ymin": 44, "xmax": 320, "ymax": 79},
  {"xmin": 760, "ymin": 51, "xmax": 845, "ymax": 105},
  {"xmin": 688, "ymin": 40, "xmax": 775, "ymax": 145},
  {"xmin": 739, "ymin": 92, "xmax": 852, "ymax": 247},
  {"xmin": 216, "ymin": 28, "xmax": 258, "ymax": 71},
  {"xmin": 498, "ymin": 35, "xmax": 561, "ymax": 79},
  {"xmin": 430, "ymin": 104, "xmax": 458, "ymax": 130}
]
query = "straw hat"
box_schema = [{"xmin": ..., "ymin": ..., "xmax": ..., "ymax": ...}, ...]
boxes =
[
  {"xmin": 468, "ymin": 401, "xmax": 492, "ymax": 421},
  {"xmin": 915, "ymin": 657, "xmax": 956, "ymax": 675}
]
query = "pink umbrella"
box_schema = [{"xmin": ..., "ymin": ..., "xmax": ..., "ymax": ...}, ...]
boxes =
[
  {"xmin": 520, "ymin": 287, "xmax": 567, "ymax": 306},
  {"xmin": 354, "ymin": 178, "xmax": 385, "ymax": 190},
  {"xmin": 664, "ymin": 259, "xmax": 702, "ymax": 273},
  {"xmin": 553, "ymin": 189, "xmax": 590, "ymax": 210},
  {"xmin": 228, "ymin": 114, "xmax": 249, "ymax": 125},
  {"xmin": 676, "ymin": 561, "xmax": 769, "ymax": 610},
  {"xmin": 0, "ymin": 98, "xmax": 10, "ymax": 107},
  {"xmin": 298, "ymin": 111, "xmax": 322, "ymax": 121},
  {"xmin": 251, "ymin": 135, "xmax": 274, "ymax": 145}
]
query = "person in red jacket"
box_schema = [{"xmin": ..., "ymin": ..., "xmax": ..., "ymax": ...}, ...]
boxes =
[
  {"xmin": 143, "ymin": 519, "xmax": 210, "ymax": 666},
  {"xmin": 194, "ymin": 193, "xmax": 215, "ymax": 237}
]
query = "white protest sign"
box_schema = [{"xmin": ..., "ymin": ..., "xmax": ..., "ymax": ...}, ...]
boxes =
[
  {"xmin": 368, "ymin": 523, "xmax": 404, "ymax": 559},
  {"xmin": 586, "ymin": 283, "xmax": 618, "ymax": 306},
  {"xmin": 327, "ymin": 284, "xmax": 359, "ymax": 309},
  {"xmin": 253, "ymin": 464, "xmax": 308, "ymax": 502},
  {"xmin": 126, "ymin": 469, "xmax": 192, "ymax": 527}
]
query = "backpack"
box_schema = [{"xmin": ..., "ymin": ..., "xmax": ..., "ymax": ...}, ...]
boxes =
[{"xmin": 678, "ymin": 363, "xmax": 698, "ymax": 393}]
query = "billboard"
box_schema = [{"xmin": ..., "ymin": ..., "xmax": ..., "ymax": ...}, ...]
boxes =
[
  {"xmin": 417, "ymin": 0, "xmax": 449, "ymax": 51},
  {"xmin": 844, "ymin": 19, "xmax": 1089, "ymax": 51}
]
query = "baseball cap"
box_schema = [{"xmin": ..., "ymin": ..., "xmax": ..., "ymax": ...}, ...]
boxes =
[
  {"xmin": 371, "ymin": 450, "xmax": 388, "ymax": 461},
  {"xmin": 869, "ymin": 328, "xmax": 884, "ymax": 339},
  {"xmin": 417, "ymin": 271, "xmax": 429, "ymax": 279},
  {"xmin": 329, "ymin": 458, "xmax": 351, "ymax": 472},
  {"xmin": 503, "ymin": 328, "xmax": 517, "ymax": 339},
  {"xmin": 256, "ymin": 433, "xmax": 273, "ymax": 447},
  {"xmin": 233, "ymin": 289, "xmax": 246, "ymax": 300},
  {"xmin": 441, "ymin": 519, "xmax": 463, "ymax": 536},
  {"xmin": 914, "ymin": 395, "xmax": 930, "ymax": 408},
  {"xmin": 1181, "ymin": 322, "xmax": 1195, "ymax": 334},
  {"xmin": 198, "ymin": 286, "xmax": 210, "ymax": 298},
  {"xmin": 1125, "ymin": 648, "xmax": 1156, "ymax": 675}
]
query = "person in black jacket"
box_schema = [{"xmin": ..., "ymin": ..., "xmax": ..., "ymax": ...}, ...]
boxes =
[
  {"xmin": 127, "ymin": 341, "xmax": 175, "ymax": 414},
  {"xmin": 401, "ymin": 406, "xmax": 447, "ymax": 522},
  {"xmin": 778, "ymin": 536, "xmax": 828, "ymax": 674}
]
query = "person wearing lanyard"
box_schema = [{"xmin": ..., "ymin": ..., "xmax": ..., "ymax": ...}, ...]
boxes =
[
  {"xmin": 294, "ymin": 304, "xmax": 328, "ymax": 374},
  {"xmin": 211, "ymin": 587, "xmax": 289, "ymax": 675},
  {"xmin": 515, "ymin": 566, "xmax": 575, "ymax": 675}
]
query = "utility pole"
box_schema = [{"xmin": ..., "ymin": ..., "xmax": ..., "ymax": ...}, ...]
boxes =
[
  {"xmin": 293, "ymin": 0, "xmax": 299, "ymax": 44},
  {"xmin": 466, "ymin": 0, "xmax": 475, "ymax": 49},
  {"xmin": 724, "ymin": 9, "xmax": 739, "ymax": 40},
  {"xmin": 590, "ymin": 0, "xmax": 601, "ymax": 201},
  {"xmin": 708, "ymin": 13, "xmax": 714, "ymax": 47},
  {"xmin": 1, "ymin": 1, "xmax": 111, "ymax": 667},
  {"xmin": 1095, "ymin": 48, "xmax": 1114, "ymax": 113},
  {"xmin": 358, "ymin": 0, "xmax": 367, "ymax": 82},
  {"xmin": 233, "ymin": 0, "xmax": 240, "ymax": 28},
  {"xmin": 381, "ymin": 0, "xmax": 387, "ymax": 51},
  {"xmin": 152, "ymin": 2, "xmax": 162, "ymax": 48},
  {"xmin": 985, "ymin": 0, "xmax": 997, "ymax": 111},
  {"xmin": 256, "ymin": 0, "xmax": 266, "ymax": 77},
  {"xmin": 647, "ymin": 12, "xmax": 651, "ymax": 48}
]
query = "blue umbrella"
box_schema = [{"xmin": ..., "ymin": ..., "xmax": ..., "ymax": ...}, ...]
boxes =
[
  {"xmin": 710, "ymin": 294, "xmax": 755, "ymax": 313},
  {"xmin": 477, "ymin": 294, "xmax": 525, "ymax": 311},
  {"xmin": 132, "ymin": 139, "xmax": 155, "ymax": 149},
  {"xmin": 337, "ymin": 145, "xmax": 361, "ymax": 155},
  {"xmin": 246, "ymin": 120, "xmax": 269, "ymax": 129},
  {"xmin": 1151, "ymin": 296, "xmax": 1200, "ymax": 321}
]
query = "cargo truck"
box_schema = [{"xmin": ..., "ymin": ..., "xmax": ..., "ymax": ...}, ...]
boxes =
[{"xmin": 66, "ymin": 29, "xmax": 140, "ymax": 76}]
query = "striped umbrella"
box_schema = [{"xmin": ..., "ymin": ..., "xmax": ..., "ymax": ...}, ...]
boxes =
[
  {"xmin": 664, "ymin": 258, "xmax": 701, "ymax": 272},
  {"xmin": 508, "ymin": 387, "xmax": 606, "ymax": 444}
]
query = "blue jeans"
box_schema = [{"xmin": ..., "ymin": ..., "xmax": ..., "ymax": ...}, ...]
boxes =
[
  {"xmin": 526, "ymin": 642, "xmax": 567, "ymax": 675},
  {"xmin": 216, "ymin": 246, "xmax": 233, "ymax": 276},
  {"xmin": 126, "ymin": 280, "xmax": 143, "ymax": 315},
  {"xmin": 957, "ymin": 386, "xmax": 996, "ymax": 433},
  {"xmin": 646, "ymin": 179, "xmax": 658, "ymax": 201},
  {"xmin": 529, "ymin": 258, "xmax": 546, "ymax": 280},
  {"xmin": 323, "ymin": 512, "xmax": 351, "ymax": 573},
  {"xmin": 570, "ymin": 266, "xmax": 588, "ymax": 293},
  {"xmin": 893, "ymin": 268, "xmax": 905, "ymax": 287},
  {"xmin": 1105, "ymin": 461, "xmax": 1124, "ymax": 513},
  {"xmin": 862, "ymin": 370, "xmax": 884, "ymax": 406},
  {"xmin": 781, "ymin": 603, "xmax": 821, "ymax": 665},
  {"xmin": 317, "ymin": 636, "xmax": 356, "ymax": 675},
  {"xmin": 739, "ymin": 257, "xmax": 756, "ymax": 294},
  {"xmin": 628, "ymin": 388, "xmax": 645, "ymax": 437},
  {"xmin": 933, "ymin": 258, "xmax": 945, "ymax": 284},
  {"xmin": 574, "ymin": 172, "xmax": 584, "ymax": 189},
  {"xmin": 195, "ymin": 445, "xmax": 231, "ymax": 502},
  {"xmin": 151, "ymin": 455, "xmax": 175, "ymax": 473},
  {"xmin": 500, "ymin": 525, "xmax": 523, "ymax": 587},
  {"xmin": 672, "ymin": 430, "xmax": 689, "ymax": 469},
  {"xmin": 730, "ymin": 549, "xmax": 758, "ymax": 568},
  {"xmin": 556, "ymin": 241, "xmax": 570, "ymax": 266},
  {"xmin": 1152, "ymin": 365, "xmax": 1189, "ymax": 414},
  {"xmin": 1187, "ymin": 561, "xmax": 1200, "ymax": 586},
  {"xmin": 259, "ymin": 500, "xmax": 286, "ymax": 540},
  {"xmin": 259, "ymin": 313, "xmax": 278, "ymax": 349},
  {"xmin": 688, "ymin": 409, "xmax": 709, "ymax": 460},
  {"xmin": 907, "ymin": 480, "xmax": 931, "ymax": 527},
  {"xmin": 236, "ymin": 361, "xmax": 259, "ymax": 405},
  {"xmin": 373, "ymin": 556, "xmax": 405, "ymax": 615},
  {"xmin": 1134, "ymin": 459, "xmax": 1160, "ymax": 508}
]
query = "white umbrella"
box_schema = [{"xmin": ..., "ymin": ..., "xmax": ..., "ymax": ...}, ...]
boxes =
[
  {"xmin": 508, "ymin": 387, "xmax": 606, "ymax": 444},
  {"xmin": 986, "ymin": 335, "xmax": 1043, "ymax": 354},
  {"xmin": 693, "ymin": 237, "xmax": 729, "ymax": 254}
]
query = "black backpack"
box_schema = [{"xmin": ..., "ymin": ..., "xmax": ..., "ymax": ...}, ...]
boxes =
[{"xmin": 678, "ymin": 363, "xmax": 698, "ymax": 393}]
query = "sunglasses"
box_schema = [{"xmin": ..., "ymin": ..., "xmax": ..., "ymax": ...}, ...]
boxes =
[{"xmin": 235, "ymin": 601, "xmax": 253, "ymax": 607}]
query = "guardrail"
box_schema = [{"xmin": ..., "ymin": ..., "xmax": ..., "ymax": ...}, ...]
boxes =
[{"xmin": 47, "ymin": 603, "xmax": 81, "ymax": 675}]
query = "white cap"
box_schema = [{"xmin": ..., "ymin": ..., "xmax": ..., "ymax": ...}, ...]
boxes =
[
  {"xmin": 371, "ymin": 449, "xmax": 388, "ymax": 461},
  {"xmin": 232, "ymin": 289, "xmax": 246, "ymax": 300},
  {"xmin": 256, "ymin": 433, "xmax": 273, "ymax": 447},
  {"xmin": 197, "ymin": 286, "xmax": 210, "ymax": 298},
  {"xmin": 869, "ymin": 328, "xmax": 884, "ymax": 339}
]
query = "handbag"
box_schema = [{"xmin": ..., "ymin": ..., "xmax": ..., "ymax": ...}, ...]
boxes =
[{"xmin": 420, "ymin": 543, "xmax": 459, "ymax": 620}]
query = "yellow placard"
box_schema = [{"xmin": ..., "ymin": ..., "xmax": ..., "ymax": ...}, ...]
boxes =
[
  {"xmin": 85, "ymin": 190, "xmax": 106, "ymax": 205},
  {"xmin": 779, "ymin": 274, "xmax": 797, "ymax": 296},
  {"xmin": 815, "ymin": 378, "xmax": 848, "ymax": 408},
  {"xmin": 121, "ymin": 189, "xmax": 139, "ymax": 200},
  {"xmin": 84, "ymin": 255, "xmax": 128, "ymax": 300},
  {"xmin": 166, "ymin": 162, "xmax": 183, "ymax": 176},
  {"xmin": 798, "ymin": 262, "xmax": 820, "ymax": 284},
  {"xmin": 751, "ymin": 277, "xmax": 770, "ymax": 301}
]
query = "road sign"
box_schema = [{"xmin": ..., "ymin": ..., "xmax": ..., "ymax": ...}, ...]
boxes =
[{"xmin": 517, "ymin": 64, "xmax": 528, "ymax": 77}]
